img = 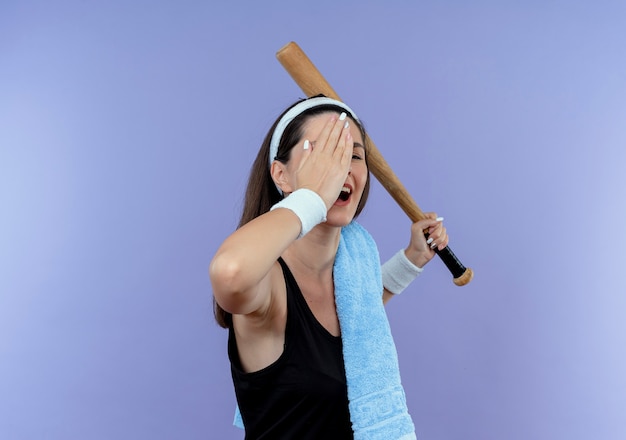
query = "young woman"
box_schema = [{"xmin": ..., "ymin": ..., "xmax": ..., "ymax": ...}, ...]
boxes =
[{"xmin": 210, "ymin": 95, "xmax": 448, "ymax": 439}]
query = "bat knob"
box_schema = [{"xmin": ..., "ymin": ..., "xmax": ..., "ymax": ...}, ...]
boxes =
[{"xmin": 453, "ymin": 268, "xmax": 474, "ymax": 286}]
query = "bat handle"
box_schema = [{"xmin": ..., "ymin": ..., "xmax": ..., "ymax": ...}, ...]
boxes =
[
  {"xmin": 424, "ymin": 231, "xmax": 473, "ymax": 286},
  {"xmin": 435, "ymin": 245, "xmax": 474, "ymax": 286}
]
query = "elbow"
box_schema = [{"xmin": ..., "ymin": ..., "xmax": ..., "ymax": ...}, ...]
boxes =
[{"xmin": 209, "ymin": 253, "xmax": 247, "ymax": 313}]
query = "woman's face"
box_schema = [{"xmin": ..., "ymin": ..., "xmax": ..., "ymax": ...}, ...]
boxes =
[{"xmin": 284, "ymin": 111, "xmax": 368, "ymax": 227}]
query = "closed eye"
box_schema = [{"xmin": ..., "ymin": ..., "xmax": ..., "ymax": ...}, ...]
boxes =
[{"xmin": 352, "ymin": 144, "xmax": 365, "ymax": 161}]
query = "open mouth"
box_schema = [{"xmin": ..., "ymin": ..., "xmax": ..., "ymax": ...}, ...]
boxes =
[{"xmin": 338, "ymin": 185, "xmax": 352, "ymax": 201}]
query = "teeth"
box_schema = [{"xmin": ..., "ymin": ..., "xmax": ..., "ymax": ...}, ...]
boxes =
[{"xmin": 342, "ymin": 186, "xmax": 351, "ymax": 193}]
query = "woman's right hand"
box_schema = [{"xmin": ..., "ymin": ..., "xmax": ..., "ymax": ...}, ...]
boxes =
[{"xmin": 294, "ymin": 112, "xmax": 354, "ymax": 210}]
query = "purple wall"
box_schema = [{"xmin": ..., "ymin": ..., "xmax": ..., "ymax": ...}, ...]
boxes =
[{"xmin": 2, "ymin": 1, "xmax": 625, "ymax": 439}]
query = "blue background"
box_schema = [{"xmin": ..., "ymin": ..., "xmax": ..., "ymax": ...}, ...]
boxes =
[{"xmin": 2, "ymin": 1, "xmax": 625, "ymax": 439}]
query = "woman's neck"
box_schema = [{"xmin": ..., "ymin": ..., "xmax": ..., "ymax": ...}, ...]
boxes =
[{"xmin": 282, "ymin": 224, "xmax": 341, "ymax": 277}]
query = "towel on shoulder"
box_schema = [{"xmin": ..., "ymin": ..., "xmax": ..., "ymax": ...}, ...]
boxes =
[{"xmin": 335, "ymin": 221, "xmax": 416, "ymax": 440}]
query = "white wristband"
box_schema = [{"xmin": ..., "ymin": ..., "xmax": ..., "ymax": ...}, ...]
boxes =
[
  {"xmin": 382, "ymin": 249, "xmax": 424, "ymax": 294},
  {"xmin": 270, "ymin": 189, "xmax": 327, "ymax": 239}
]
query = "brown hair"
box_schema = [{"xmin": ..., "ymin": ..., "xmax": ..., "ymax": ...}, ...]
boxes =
[{"xmin": 214, "ymin": 95, "xmax": 371, "ymax": 328}]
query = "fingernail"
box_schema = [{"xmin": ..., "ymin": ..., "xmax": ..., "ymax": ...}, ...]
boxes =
[
  {"xmin": 430, "ymin": 242, "xmax": 437, "ymax": 249},
  {"xmin": 303, "ymin": 139, "xmax": 310, "ymax": 150},
  {"xmin": 339, "ymin": 112, "xmax": 347, "ymax": 121},
  {"xmin": 426, "ymin": 237, "xmax": 434, "ymax": 244},
  {"xmin": 344, "ymin": 121, "xmax": 349, "ymax": 129},
  {"xmin": 436, "ymin": 217, "xmax": 444, "ymax": 222}
]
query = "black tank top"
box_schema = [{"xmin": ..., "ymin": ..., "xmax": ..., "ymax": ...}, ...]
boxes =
[{"xmin": 228, "ymin": 258, "xmax": 353, "ymax": 439}]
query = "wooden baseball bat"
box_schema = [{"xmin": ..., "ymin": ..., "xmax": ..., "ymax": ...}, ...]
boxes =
[{"xmin": 276, "ymin": 41, "xmax": 473, "ymax": 286}]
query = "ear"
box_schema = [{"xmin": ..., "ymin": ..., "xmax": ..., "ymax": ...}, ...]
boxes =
[{"xmin": 270, "ymin": 160, "xmax": 295, "ymax": 194}]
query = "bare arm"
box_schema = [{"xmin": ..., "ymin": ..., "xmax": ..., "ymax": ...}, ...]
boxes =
[
  {"xmin": 383, "ymin": 289, "xmax": 394, "ymax": 304},
  {"xmin": 209, "ymin": 209, "xmax": 301, "ymax": 316},
  {"xmin": 210, "ymin": 113, "xmax": 353, "ymax": 318}
]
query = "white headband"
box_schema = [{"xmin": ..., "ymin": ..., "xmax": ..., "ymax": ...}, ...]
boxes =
[{"xmin": 268, "ymin": 96, "xmax": 360, "ymax": 171}]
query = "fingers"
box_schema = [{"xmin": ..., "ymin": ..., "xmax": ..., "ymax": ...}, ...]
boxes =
[
  {"xmin": 308, "ymin": 111, "xmax": 353, "ymax": 183},
  {"xmin": 417, "ymin": 213, "xmax": 449, "ymax": 251},
  {"xmin": 297, "ymin": 138, "xmax": 312, "ymax": 170},
  {"xmin": 426, "ymin": 229, "xmax": 448, "ymax": 251},
  {"xmin": 315, "ymin": 112, "xmax": 351, "ymax": 155},
  {"xmin": 336, "ymin": 117, "xmax": 353, "ymax": 171},
  {"xmin": 311, "ymin": 114, "xmax": 337, "ymax": 153}
]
